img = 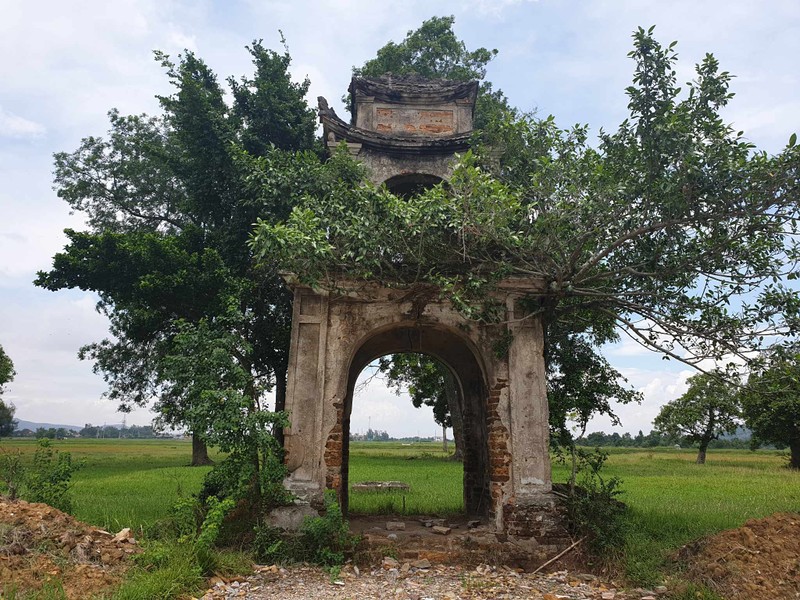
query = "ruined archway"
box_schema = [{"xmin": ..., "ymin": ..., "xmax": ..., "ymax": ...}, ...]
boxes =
[
  {"xmin": 281, "ymin": 281, "xmax": 566, "ymax": 543},
  {"xmin": 341, "ymin": 324, "xmax": 490, "ymax": 516},
  {"xmin": 279, "ymin": 75, "xmax": 569, "ymax": 548}
]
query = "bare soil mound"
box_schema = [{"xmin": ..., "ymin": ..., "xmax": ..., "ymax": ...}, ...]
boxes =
[
  {"xmin": 0, "ymin": 498, "xmax": 140, "ymax": 598},
  {"xmin": 678, "ymin": 512, "xmax": 800, "ymax": 599}
]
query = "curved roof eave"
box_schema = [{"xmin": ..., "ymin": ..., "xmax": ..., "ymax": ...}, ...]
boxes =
[{"xmin": 320, "ymin": 112, "xmax": 472, "ymax": 155}]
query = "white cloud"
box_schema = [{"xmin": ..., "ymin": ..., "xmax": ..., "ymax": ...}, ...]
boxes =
[
  {"xmin": 466, "ymin": 0, "xmax": 540, "ymax": 18},
  {"xmin": 0, "ymin": 106, "xmax": 46, "ymax": 139},
  {"xmin": 605, "ymin": 336, "xmax": 655, "ymax": 358},
  {"xmin": 1, "ymin": 0, "xmax": 797, "ymax": 433},
  {"xmin": 166, "ymin": 27, "xmax": 199, "ymax": 54},
  {"xmin": 351, "ymin": 368, "xmax": 443, "ymax": 438}
]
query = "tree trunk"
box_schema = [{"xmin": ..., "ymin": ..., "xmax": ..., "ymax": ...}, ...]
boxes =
[
  {"xmin": 191, "ymin": 432, "xmax": 214, "ymax": 466},
  {"xmin": 695, "ymin": 443, "xmax": 708, "ymax": 465},
  {"xmin": 244, "ymin": 377, "xmax": 263, "ymax": 506},
  {"xmin": 569, "ymin": 441, "xmax": 578, "ymax": 495},
  {"xmin": 442, "ymin": 423, "xmax": 448, "ymax": 453},
  {"xmin": 443, "ymin": 370, "xmax": 464, "ymax": 461},
  {"xmin": 274, "ymin": 371, "xmax": 287, "ymax": 448},
  {"xmin": 790, "ymin": 441, "xmax": 800, "ymax": 470}
]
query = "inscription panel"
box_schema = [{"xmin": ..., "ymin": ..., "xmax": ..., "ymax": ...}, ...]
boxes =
[
  {"xmin": 374, "ymin": 107, "xmax": 454, "ymax": 136},
  {"xmin": 300, "ymin": 293, "xmax": 321, "ymax": 317}
]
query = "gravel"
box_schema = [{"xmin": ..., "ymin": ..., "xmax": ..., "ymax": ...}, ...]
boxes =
[{"xmin": 196, "ymin": 563, "xmax": 668, "ymax": 600}]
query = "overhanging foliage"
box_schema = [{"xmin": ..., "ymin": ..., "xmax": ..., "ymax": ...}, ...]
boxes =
[{"xmin": 252, "ymin": 28, "xmax": 800, "ymax": 370}]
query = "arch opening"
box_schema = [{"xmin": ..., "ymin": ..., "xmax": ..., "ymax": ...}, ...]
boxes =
[
  {"xmin": 338, "ymin": 325, "xmax": 491, "ymax": 517},
  {"xmin": 383, "ymin": 173, "xmax": 444, "ymax": 198}
]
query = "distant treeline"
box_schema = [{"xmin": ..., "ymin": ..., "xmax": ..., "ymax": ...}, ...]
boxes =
[
  {"xmin": 350, "ymin": 428, "xmax": 392, "ymax": 442},
  {"xmin": 12, "ymin": 424, "xmax": 170, "ymax": 440},
  {"xmin": 346, "ymin": 428, "xmax": 759, "ymax": 448},
  {"xmin": 349, "ymin": 428, "xmax": 440, "ymax": 443},
  {"xmin": 576, "ymin": 430, "xmax": 752, "ymax": 449}
]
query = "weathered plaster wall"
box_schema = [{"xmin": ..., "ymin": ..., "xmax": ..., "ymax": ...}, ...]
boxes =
[
  {"xmin": 282, "ymin": 281, "xmax": 564, "ymax": 545},
  {"xmin": 357, "ymin": 147, "xmax": 457, "ymax": 186}
]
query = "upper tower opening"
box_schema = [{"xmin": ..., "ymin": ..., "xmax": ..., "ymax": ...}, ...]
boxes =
[{"xmin": 318, "ymin": 75, "xmax": 478, "ymax": 188}]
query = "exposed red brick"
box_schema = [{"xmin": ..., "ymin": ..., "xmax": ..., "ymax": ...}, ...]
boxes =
[{"xmin": 486, "ymin": 378, "xmax": 512, "ymax": 518}]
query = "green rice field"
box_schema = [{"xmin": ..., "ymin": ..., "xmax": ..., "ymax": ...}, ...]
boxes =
[
  {"xmin": 1, "ymin": 438, "xmax": 798, "ymax": 584},
  {"xmin": 0, "ymin": 438, "xmax": 216, "ymax": 531}
]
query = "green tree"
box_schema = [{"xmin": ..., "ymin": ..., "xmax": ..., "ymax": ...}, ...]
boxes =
[
  {"xmin": 253, "ymin": 27, "xmax": 800, "ymax": 428},
  {"xmin": 653, "ymin": 372, "xmax": 740, "ymax": 464},
  {"xmin": 547, "ymin": 328, "xmax": 641, "ymax": 447},
  {"xmin": 0, "ymin": 402, "xmax": 16, "ymax": 438},
  {"xmin": 741, "ymin": 345, "xmax": 800, "ymax": 469},
  {"xmin": 36, "ymin": 41, "xmax": 317, "ymax": 466},
  {"xmin": 0, "ymin": 345, "xmax": 16, "ymax": 437},
  {"xmin": 0, "ymin": 344, "xmax": 14, "ymax": 394},
  {"xmin": 158, "ymin": 310, "xmax": 288, "ymax": 503},
  {"xmin": 354, "ymin": 15, "xmax": 496, "ymax": 82},
  {"xmin": 353, "ymin": 17, "xmax": 635, "ymax": 443}
]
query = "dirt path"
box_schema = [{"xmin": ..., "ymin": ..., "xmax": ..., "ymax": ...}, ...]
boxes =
[
  {"xmin": 196, "ymin": 563, "xmax": 666, "ymax": 600},
  {"xmin": 4, "ymin": 498, "xmax": 799, "ymax": 600}
]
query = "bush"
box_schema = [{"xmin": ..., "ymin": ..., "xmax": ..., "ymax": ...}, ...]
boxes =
[
  {"xmin": 169, "ymin": 496, "xmax": 203, "ymax": 540},
  {"xmin": 0, "ymin": 448, "xmax": 24, "ymax": 500},
  {"xmin": 23, "ymin": 440, "xmax": 83, "ymax": 513},
  {"xmin": 193, "ymin": 496, "xmax": 236, "ymax": 574},
  {"xmin": 561, "ymin": 447, "xmax": 628, "ymax": 556},
  {"xmin": 198, "ymin": 450, "xmax": 291, "ymax": 510},
  {"xmin": 299, "ymin": 491, "xmax": 356, "ymax": 566},
  {"xmin": 198, "ymin": 453, "xmax": 256, "ymax": 505},
  {"xmin": 253, "ymin": 491, "xmax": 359, "ymax": 567},
  {"xmin": 116, "ymin": 494, "xmax": 242, "ymax": 600}
]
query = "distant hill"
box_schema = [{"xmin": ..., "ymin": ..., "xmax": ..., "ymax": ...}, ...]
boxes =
[
  {"xmin": 720, "ymin": 426, "xmax": 752, "ymax": 441},
  {"xmin": 15, "ymin": 420, "xmax": 86, "ymax": 432}
]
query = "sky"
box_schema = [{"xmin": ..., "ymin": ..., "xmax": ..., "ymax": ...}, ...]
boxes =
[{"xmin": 0, "ymin": 0, "xmax": 798, "ymax": 437}]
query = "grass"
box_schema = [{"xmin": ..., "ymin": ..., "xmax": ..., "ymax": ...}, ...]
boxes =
[
  {"xmin": 0, "ymin": 438, "xmax": 217, "ymax": 532},
  {"xmin": 348, "ymin": 441, "xmax": 461, "ymax": 515},
  {"xmin": 1, "ymin": 438, "xmax": 798, "ymax": 589},
  {"xmin": 558, "ymin": 447, "xmax": 800, "ymax": 584},
  {"xmin": 348, "ymin": 443, "xmax": 800, "ymax": 584}
]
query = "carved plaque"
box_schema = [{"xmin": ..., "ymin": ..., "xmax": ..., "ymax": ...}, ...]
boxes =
[{"xmin": 374, "ymin": 107, "xmax": 454, "ymax": 136}]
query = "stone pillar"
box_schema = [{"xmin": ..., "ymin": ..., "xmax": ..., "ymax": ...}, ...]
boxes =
[
  {"xmin": 500, "ymin": 303, "xmax": 570, "ymax": 548},
  {"xmin": 283, "ymin": 288, "xmax": 328, "ymax": 506},
  {"xmin": 506, "ymin": 305, "xmax": 551, "ymax": 497}
]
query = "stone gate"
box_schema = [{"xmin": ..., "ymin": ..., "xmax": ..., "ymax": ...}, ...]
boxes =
[{"xmin": 281, "ymin": 76, "xmax": 567, "ymax": 546}]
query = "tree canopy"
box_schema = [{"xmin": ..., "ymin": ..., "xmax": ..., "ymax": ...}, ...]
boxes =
[
  {"xmin": 36, "ymin": 41, "xmax": 317, "ymax": 468},
  {"xmin": 253, "ymin": 27, "xmax": 800, "ymax": 376},
  {"xmin": 345, "ymin": 17, "xmax": 635, "ymax": 444},
  {"xmin": 653, "ymin": 371, "xmax": 740, "ymax": 464},
  {"xmin": 741, "ymin": 345, "xmax": 800, "ymax": 469},
  {"xmin": 353, "ymin": 16, "xmax": 497, "ymax": 82}
]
